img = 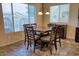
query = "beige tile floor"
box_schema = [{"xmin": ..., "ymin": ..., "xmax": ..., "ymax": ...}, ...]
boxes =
[{"xmin": 0, "ymin": 39, "xmax": 79, "ymax": 56}]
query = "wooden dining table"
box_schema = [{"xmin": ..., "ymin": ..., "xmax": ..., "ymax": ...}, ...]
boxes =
[
  {"xmin": 35, "ymin": 26, "xmax": 52, "ymax": 32},
  {"xmin": 34, "ymin": 26, "xmax": 52, "ymax": 37},
  {"xmin": 35, "ymin": 26, "xmax": 57, "ymax": 50}
]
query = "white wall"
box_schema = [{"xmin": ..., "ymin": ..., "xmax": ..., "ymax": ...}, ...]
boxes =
[
  {"xmin": 35, "ymin": 3, "xmax": 50, "ymax": 27},
  {"xmin": 66, "ymin": 4, "xmax": 79, "ymax": 39}
]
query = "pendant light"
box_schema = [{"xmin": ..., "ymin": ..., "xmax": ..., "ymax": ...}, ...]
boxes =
[
  {"xmin": 38, "ymin": 11, "xmax": 43, "ymax": 15},
  {"xmin": 45, "ymin": 4, "xmax": 50, "ymax": 15},
  {"xmin": 38, "ymin": 3, "xmax": 49, "ymax": 15},
  {"xmin": 45, "ymin": 11, "xmax": 50, "ymax": 15},
  {"xmin": 38, "ymin": 3, "xmax": 43, "ymax": 15}
]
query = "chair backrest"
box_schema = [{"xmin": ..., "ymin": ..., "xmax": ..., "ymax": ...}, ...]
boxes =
[
  {"xmin": 24, "ymin": 26, "xmax": 35, "ymax": 41},
  {"xmin": 55, "ymin": 25, "xmax": 63, "ymax": 38},
  {"xmin": 31, "ymin": 23, "xmax": 37, "ymax": 29},
  {"xmin": 23, "ymin": 24, "xmax": 31, "ymax": 27},
  {"xmin": 23, "ymin": 23, "xmax": 37, "ymax": 29},
  {"xmin": 48, "ymin": 23, "xmax": 56, "ymax": 28},
  {"xmin": 23, "ymin": 24, "xmax": 31, "ymax": 34},
  {"xmin": 51, "ymin": 25, "xmax": 63, "ymax": 39}
]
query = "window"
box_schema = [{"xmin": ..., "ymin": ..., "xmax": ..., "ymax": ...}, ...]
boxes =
[
  {"xmin": 50, "ymin": 4, "xmax": 70, "ymax": 24},
  {"xmin": 2, "ymin": 3, "xmax": 36, "ymax": 32},
  {"xmin": 13, "ymin": 4, "xmax": 29, "ymax": 32},
  {"xmin": 29, "ymin": 5, "xmax": 36, "ymax": 24},
  {"xmin": 50, "ymin": 6, "xmax": 59, "ymax": 23},
  {"xmin": 2, "ymin": 3, "xmax": 14, "ymax": 32}
]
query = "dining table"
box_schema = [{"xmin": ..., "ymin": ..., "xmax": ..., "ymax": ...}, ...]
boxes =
[
  {"xmin": 35, "ymin": 26, "xmax": 52, "ymax": 36},
  {"xmin": 34, "ymin": 26, "xmax": 57, "ymax": 50},
  {"xmin": 35, "ymin": 26, "xmax": 52, "ymax": 32}
]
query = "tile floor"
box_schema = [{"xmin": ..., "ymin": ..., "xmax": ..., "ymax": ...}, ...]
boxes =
[{"xmin": 0, "ymin": 39, "xmax": 79, "ymax": 56}]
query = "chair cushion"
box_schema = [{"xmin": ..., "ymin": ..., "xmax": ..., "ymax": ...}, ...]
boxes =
[
  {"xmin": 41, "ymin": 36, "xmax": 50, "ymax": 42},
  {"xmin": 35, "ymin": 35, "xmax": 40, "ymax": 40}
]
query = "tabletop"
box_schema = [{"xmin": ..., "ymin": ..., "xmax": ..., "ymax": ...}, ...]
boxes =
[{"xmin": 35, "ymin": 26, "xmax": 51, "ymax": 32}]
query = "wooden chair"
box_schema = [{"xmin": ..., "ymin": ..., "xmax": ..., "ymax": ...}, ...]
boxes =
[
  {"xmin": 40, "ymin": 30, "xmax": 56, "ymax": 55},
  {"xmin": 23, "ymin": 24, "xmax": 31, "ymax": 45},
  {"xmin": 54, "ymin": 25, "xmax": 63, "ymax": 48},
  {"xmin": 54, "ymin": 25, "xmax": 67, "ymax": 39},
  {"xmin": 24, "ymin": 25, "xmax": 42, "ymax": 52}
]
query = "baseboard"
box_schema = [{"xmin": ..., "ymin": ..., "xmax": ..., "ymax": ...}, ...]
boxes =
[{"xmin": 0, "ymin": 39, "xmax": 23, "ymax": 47}]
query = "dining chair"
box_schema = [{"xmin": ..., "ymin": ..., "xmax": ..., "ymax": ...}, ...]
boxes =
[
  {"xmin": 40, "ymin": 30, "xmax": 56, "ymax": 55},
  {"xmin": 24, "ymin": 25, "xmax": 42, "ymax": 52},
  {"xmin": 54, "ymin": 25, "xmax": 63, "ymax": 48},
  {"xmin": 23, "ymin": 24, "xmax": 31, "ymax": 45}
]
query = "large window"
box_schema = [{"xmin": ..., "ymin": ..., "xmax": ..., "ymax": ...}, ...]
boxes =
[
  {"xmin": 2, "ymin": 3, "xmax": 14, "ymax": 32},
  {"xmin": 50, "ymin": 4, "xmax": 70, "ymax": 24},
  {"xmin": 2, "ymin": 3, "xmax": 36, "ymax": 32}
]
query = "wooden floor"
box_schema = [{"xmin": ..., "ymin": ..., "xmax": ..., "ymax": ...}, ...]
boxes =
[{"xmin": 0, "ymin": 39, "xmax": 79, "ymax": 56}]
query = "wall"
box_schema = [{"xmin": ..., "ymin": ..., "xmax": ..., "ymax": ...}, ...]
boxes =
[
  {"xmin": 43, "ymin": 3, "xmax": 50, "ymax": 27},
  {"xmin": 35, "ymin": 3, "xmax": 50, "ymax": 27},
  {"xmin": 35, "ymin": 3, "xmax": 43, "ymax": 26},
  {"xmin": 66, "ymin": 4, "xmax": 79, "ymax": 39}
]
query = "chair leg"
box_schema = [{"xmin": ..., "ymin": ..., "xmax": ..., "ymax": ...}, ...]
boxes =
[
  {"xmin": 33, "ymin": 42, "xmax": 36, "ymax": 53},
  {"xmin": 54, "ymin": 41, "xmax": 57, "ymax": 51},
  {"xmin": 59, "ymin": 38, "xmax": 61, "ymax": 47},
  {"xmin": 27, "ymin": 40, "xmax": 29, "ymax": 50},
  {"xmin": 40, "ymin": 42, "xmax": 43, "ymax": 51},
  {"xmin": 29, "ymin": 40, "xmax": 31, "ymax": 47},
  {"xmin": 49, "ymin": 44, "xmax": 52, "ymax": 55},
  {"xmin": 50, "ymin": 48, "xmax": 52, "ymax": 55}
]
